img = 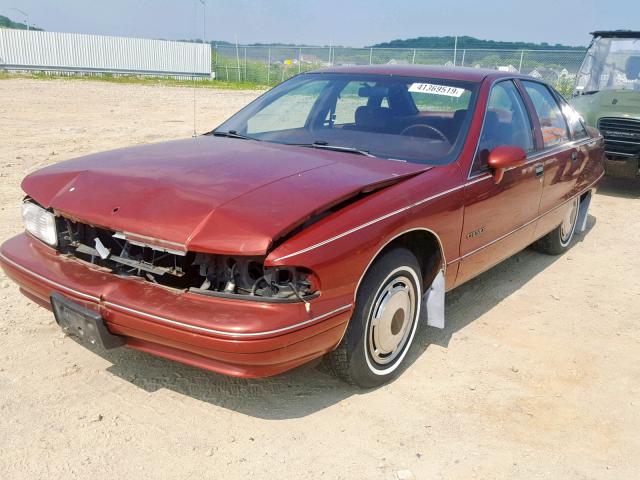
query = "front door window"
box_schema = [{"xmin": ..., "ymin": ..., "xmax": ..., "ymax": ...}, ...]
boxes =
[{"xmin": 473, "ymin": 80, "xmax": 534, "ymax": 174}]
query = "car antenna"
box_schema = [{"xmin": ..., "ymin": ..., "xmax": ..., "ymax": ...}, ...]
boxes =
[{"xmin": 192, "ymin": 0, "xmax": 206, "ymax": 138}]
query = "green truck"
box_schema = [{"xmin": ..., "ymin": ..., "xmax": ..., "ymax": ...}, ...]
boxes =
[{"xmin": 570, "ymin": 30, "xmax": 640, "ymax": 178}]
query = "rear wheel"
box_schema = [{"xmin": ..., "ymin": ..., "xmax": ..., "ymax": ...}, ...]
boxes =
[
  {"xmin": 326, "ymin": 248, "xmax": 422, "ymax": 388},
  {"xmin": 534, "ymin": 197, "xmax": 579, "ymax": 255}
]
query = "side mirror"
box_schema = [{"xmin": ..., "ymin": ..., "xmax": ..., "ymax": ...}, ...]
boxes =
[{"xmin": 487, "ymin": 146, "xmax": 527, "ymax": 184}]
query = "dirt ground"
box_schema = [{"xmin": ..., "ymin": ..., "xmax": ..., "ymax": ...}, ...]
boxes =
[{"xmin": 0, "ymin": 78, "xmax": 639, "ymax": 480}]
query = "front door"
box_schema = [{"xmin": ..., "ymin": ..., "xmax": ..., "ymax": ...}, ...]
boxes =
[{"xmin": 456, "ymin": 79, "xmax": 542, "ymax": 286}]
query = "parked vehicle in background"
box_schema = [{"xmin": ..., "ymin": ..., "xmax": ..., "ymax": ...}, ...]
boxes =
[
  {"xmin": 0, "ymin": 66, "xmax": 604, "ymax": 387},
  {"xmin": 571, "ymin": 31, "xmax": 640, "ymax": 178}
]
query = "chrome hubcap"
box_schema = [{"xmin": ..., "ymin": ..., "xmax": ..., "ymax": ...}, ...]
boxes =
[
  {"xmin": 560, "ymin": 198, "xmax": 579, "ymax": 243},
  {"xmin": 368, "ymin": 275, "xmax": 416, "ymax": 366}
]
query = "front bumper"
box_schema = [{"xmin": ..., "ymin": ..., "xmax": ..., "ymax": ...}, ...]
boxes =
[
  {"xmin": 604, "ymin": 156, "xmax": 639, "ymax": 178},
  {"xmin": 0, "ymin": 233, "xmax": 353, "ymax": 377}
]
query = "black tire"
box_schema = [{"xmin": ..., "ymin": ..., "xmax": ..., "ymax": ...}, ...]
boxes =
[
  {"xmin": 533, "ymin": 197, "xmax": 579, "ymax": 255},
  {"xmin": 326, "ymin": 247, "xmax": 422, "ymax": 388}
]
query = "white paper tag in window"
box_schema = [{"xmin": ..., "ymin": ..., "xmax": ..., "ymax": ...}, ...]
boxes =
[{"xmin": 408, "ymin": 83, "xmax": 465, "ymax": 97}]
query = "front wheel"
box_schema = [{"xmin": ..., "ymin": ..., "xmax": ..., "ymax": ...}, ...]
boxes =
[
  {"xmin": 533, "ymin": 196, "xmax": 579, "ymax": 255},
  {"xmin": 326, "ymin": 247, "xmax": 422, "ymax": 388}
]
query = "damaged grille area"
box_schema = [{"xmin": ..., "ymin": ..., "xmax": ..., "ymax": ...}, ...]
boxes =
[{"xmin": 53, "ymin": 214, "xmax": 316, "ymax": 302}]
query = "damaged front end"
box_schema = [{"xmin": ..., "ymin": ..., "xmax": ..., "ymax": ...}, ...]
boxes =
[
  {"xmin": 190, "ymin": 253, "xmax": 317, "ymax": 304},
  {"xmin": 50, "ymin": 204, "xmax": 317, "ymax": 303}
]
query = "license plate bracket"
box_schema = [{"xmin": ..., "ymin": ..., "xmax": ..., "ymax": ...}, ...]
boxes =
[{"xmin": 50, "ymin": 292, "xmax": 125, "ymax": 349}]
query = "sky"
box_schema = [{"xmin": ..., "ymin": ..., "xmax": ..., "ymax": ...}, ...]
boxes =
[{"xmin": 1, "ymin": 0, "xmax": 639, "ymax": 47}]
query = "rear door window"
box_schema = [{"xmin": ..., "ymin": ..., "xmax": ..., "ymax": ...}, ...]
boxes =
[
  {"xmin": 522, "ymin": 81, "xmax": 571, "ymax": 148},
  {"xmin": 247, "ymin": 80, "xmax": 329, "ymax": 134}
]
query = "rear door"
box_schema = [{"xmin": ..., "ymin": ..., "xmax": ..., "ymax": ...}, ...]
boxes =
[
  {"xmin": 554, "ymin": 91, "xmax": 600, "ymax": 191},
  {"xmin": 456, "ymin": 79, "xmax": 542, "ymax": 286},
  {"xmin": 519, "ymin": 80, "xmax": 584, "ymax": 237}
]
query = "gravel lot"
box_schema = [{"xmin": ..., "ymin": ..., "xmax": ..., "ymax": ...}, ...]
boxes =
[{"xmin": 1, "ymin": 78, "xmax": 639, "ymax": 480}]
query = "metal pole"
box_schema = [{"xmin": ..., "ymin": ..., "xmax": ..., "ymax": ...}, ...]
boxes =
[
  {"xmin": 412, "ymin": 49, "xmax": 416, "ymax": 64},
  {"xmin": 244, "ymin": 47, "xmax": 247, "ymax": 82},
  {"xmin": 518, "ymin": 49, "xmax": 525, "ymax": 73},
  {"xmin": 199, "ymin": 0, "xmax": 207, "ymax": 78},
  {"xmin": 192, "ymin": 1, "xmax": 199, "ymax": 137},
  {"xmin": 453, "ymin": 35, "xmax": 457, "ymax": 66},
  {"xmin": 267, "ymin": 48, "xmax": 271, "ymax": 84},
  {"xmin": 298, "ymin": 47, "xmax": 302, "ymax": 73},
  {"xmin": 461, "ymin": 49, "xmax": 466, "ymax": 67},
  {"xmin": 369, "ymin": 48, "xmax": 373, "ymax": 65},
  {"xmin": 200, "ymin": 0, "xmax": 206, "ymax": 43},
  {"xmin": 235, "ymin": 36, "xmax": 241, "ymax": 81}
]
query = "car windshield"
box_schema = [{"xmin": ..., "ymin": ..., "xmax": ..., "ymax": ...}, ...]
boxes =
[
  {"xmin": 214, "ymin": 73, "xmax": 478, "ymax": 165},
  {"xmin": 575, "ymin": 36, "xmax": 640, "ymax": 93}
]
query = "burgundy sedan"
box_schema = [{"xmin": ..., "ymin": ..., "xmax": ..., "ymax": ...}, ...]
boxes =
[{"xmin": 0, "ymin": 66, "xmax": 604, "ymax": 387}]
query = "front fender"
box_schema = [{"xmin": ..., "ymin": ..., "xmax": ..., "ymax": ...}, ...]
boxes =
[{"xmin": 265, "ymin": 163, "xmax": 465, "ymax": 305}]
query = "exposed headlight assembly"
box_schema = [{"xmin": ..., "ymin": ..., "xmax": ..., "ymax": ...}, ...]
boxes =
[
  {"xmin": 22, "ymin": 201, "xmax": 58, "ymax": 246},
  {"xmin": 191, "ymin": 253, "xmax": 319, "ymax": 304}
]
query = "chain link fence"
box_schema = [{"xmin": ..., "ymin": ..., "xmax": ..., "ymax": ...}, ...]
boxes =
[{"xmin": 213, "ymin": 45, "xmax": 585, "ymax": 95}]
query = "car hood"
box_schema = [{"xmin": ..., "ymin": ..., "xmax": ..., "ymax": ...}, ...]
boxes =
[
  {"xmin": 571, "ymin": 90, "xmax": 640, "ymax": 126},
  {"xmin": 23, "ymin": 136, "xmax": 430, "ymax": 255}
]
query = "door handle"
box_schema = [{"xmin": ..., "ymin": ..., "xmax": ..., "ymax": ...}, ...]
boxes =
[{"xmin": 534, "ymin": 163, "xmax": 544, "ymax": 177}]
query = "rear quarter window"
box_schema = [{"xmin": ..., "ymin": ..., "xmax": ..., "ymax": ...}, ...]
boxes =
[{"xmin": 554, "ymin": 92, "xmax": 589, "ymax": 140}]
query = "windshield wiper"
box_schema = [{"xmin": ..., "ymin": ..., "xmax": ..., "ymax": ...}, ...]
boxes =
[
  {"xmin": 209, "ymin": 130, "xmax": 259, "ymax": 141},
  {"xmin": 291, "ymin": 141, "xmax": 375, "ymax": 157}
]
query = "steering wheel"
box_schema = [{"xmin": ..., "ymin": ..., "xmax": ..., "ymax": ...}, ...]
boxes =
[{"xmin": 400, "ymin": 124, "xmax": 448, "ymax": 142}]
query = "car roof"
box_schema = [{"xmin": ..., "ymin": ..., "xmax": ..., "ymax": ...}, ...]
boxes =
[{"xmin": 308, "ymin": 64, "xmax": 525, "ymax": 83}]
